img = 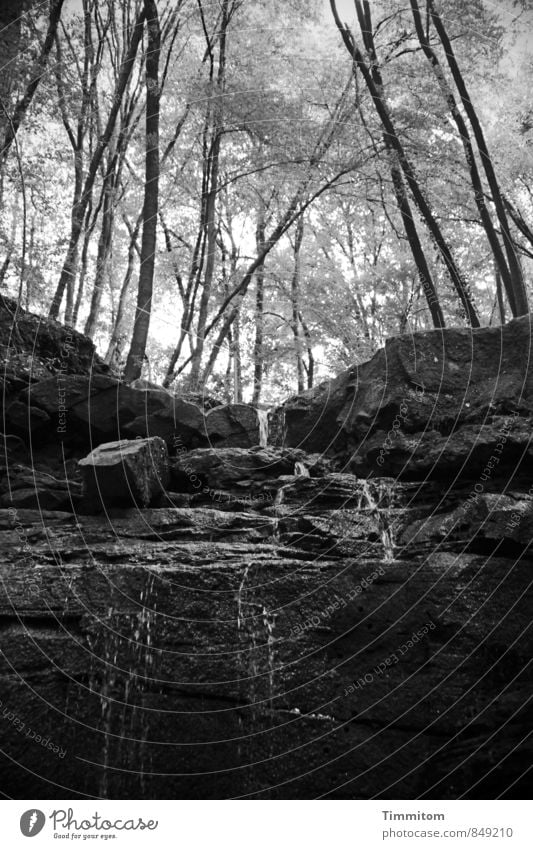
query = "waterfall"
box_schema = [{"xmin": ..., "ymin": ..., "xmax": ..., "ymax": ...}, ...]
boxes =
[
  {"xmin": 360, "ymin": 478, "xmax": 396, "ymax": 563},
  {"xmin": 236, "ymin": 565, "xmax": 277, "ymax": 729},
  {"xmin": 258, "ymin": 409, "xmax": 269, "ymax": 447},
  {"xmin": 89, "ymin": 572, "xmax": 159, "ymax": 798}
]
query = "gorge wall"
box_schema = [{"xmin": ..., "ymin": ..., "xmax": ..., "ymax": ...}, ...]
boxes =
[{"xmin": 0, "ymin": 295, "xmax": 532, "ymax": 799}]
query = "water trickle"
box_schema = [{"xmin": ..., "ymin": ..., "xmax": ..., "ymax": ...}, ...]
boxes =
[
  {"xmin": 271, "ymin": 484, "xmax": 287, "ymax": 543},
  {"xmin": 127, "ymin": 570, "xmax": 158, "ymax": 796},
  {"xmin": 89, "ymin": 571, "xmax": 160, "ymax": 798},
  {"xmin": 258, "ymin": 409, "xmax": 269, "ymax": 448},
  {"xmin": 95, "ymin": 604, "xmax": 116, "ymax": 799},
  {"xmin": 262, "ymin": 605, "xmax": 276, "ymax": 712},
  {"xmin": 237, "ymin": 564, "xmax": 251, "ymax": 632},
  {"xmin": 236, "ymin": 565, "xmax": 277, "ymax": 720},
  {"xmin": 294, "ymin": 461, "xmax": 310, "ymax": 477},
  {"xmin": 360, "ymin": 478, "xmax": 396, "ymax": 563}
]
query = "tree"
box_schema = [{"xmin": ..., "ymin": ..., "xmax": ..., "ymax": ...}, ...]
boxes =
[
  {"xmin": 0, "ymin": 0, "xmax": 65, "ymax": 168},
  {"xmin": 48, "ymin": 7, "xmax": 146, "ymax": 321},
  {"xmin": 124, "ymin": 0, "xmax": 161, "ymax": 382},
  {"xmin": 331, "ymin": 0, "xmax": 480, "ymax": 327},
  {"xmin": 428, "ymin": 0, "xmax": 528, "ymax": 317}
]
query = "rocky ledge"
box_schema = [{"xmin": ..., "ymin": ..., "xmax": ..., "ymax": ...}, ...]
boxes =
[{"xmin": 0, "ymin": 302, "xmax": 532, "ymax": 799}]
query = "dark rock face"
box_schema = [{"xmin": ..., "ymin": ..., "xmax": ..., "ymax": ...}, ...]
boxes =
[
  {"xmin": 204, "ymin": 402, "xmax": 260, "ymax": 447},
  {"xmin": 281, "ymin": 315, "xmax": 533, "ymax": 480},
  {"xmin": 1, "ymin": 304, "xmax": 532, "ymax": 800},
  {"xmin": 7, "ymin": 370, "xmax": 260, "ymax": 452},
  {"xmin": 0, "ymin": 465, "xmax": 82, "ymax": 511},
  {"xmin": 1, "ymin": 300, "xmax": 260, "ymax": 452},
  {"xmin": 0, "ymin": 294, "xmax": 109, "ymax": 392},
  {"xmin": 0, "ymin": 457, "xmax": 532, "ymax": 799}
]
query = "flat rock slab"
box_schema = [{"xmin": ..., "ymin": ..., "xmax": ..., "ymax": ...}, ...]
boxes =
[{"xmin": 79, "ymin": 437, "xmax": 169, "ymax": 508}]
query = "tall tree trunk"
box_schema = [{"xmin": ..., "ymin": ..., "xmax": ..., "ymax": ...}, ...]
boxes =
[
  {"xmin": 299, "ymin": 310, "xmax": 314, "ymax": 389},
  {"xmin": 495, "ymin": 268, "xmax": 506, "ymax": 325},
  {"xmin": 72, "ymin": 217, "xmax": 90, "ymax": 328},
  {"xmin": 49, "ymin": 9, "xmax": 145, "ymax": 320},
  {"xmin": 332, "ymin": 0, "xmax": 480, "ymax": 327},
  {"xmin": 410, "ymin": 0, "xmax": 516, "ymax": 317},
  {"xmin": 429, "ymin": 0, "xmax": 528, "ymax": 317},
  {"xmin": 84, "ymin": 168, "xmax": 115, "ymax": 338},
  {"xmin": 252, "ymin": 208, "xmax": 266, "ymax": 405},
  {"xmin": 0, "ymin": 0, "xmax": 24, "ymax": 146},
  {"xmin": 231, "ymin": 310, "xmax": 242, "ymax": 403},
  {"xmin": 105, "ymin": 213, "xmax": 141, "ymax": 366},
  {"xmin": 0, "ymin": 0, "xmax": 65, "ymax": 167},
  {"xmin": 124, "ymin": 0, "xmax": 160, "ymax": 382},
  {"xmin": 188, "ymin": 0, "xmax": 230, "ymax": 389},
  {"xmin": 290, "ymin": 216, "xmax": 305, "ymax": 393},
  {"xmin": 357, "ymin": 1, "xmax": 445, "ymax": 329}
]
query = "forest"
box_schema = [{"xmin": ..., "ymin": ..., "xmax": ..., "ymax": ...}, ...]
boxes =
[{"xmin": 1, "ymin": 0, "xmax": 532, "ymax": 403}]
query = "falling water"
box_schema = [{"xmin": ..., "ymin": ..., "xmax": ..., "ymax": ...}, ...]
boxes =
[
  {"xmin": 88, "ymin": 604, "xmax": 119, "ymax": 799},
  {"xmin": 236, "ymin": 564, "xmax": 277, "ymax": 730},
  {"xmin": 271, "ymin": 485, "xmax": 287, "ymax": 543},
  {"xmin": 90, "ymin": 571, "xmax": 159, "ymax": 798},
  {"xmin": 128, "ymin": 570, "xmax": 158, "ymax": 796},
  {"xmin": 258, "ymin": 409, "xmax": 269, "ymax": 448},
  {"xmin": 237, "ymin": 564, "xmax": 251, "ymax": 632},
  {"xmin": 262, "ymin": 605, "xmax": 277, "ymax": 713},
  {"xmin": 360, "ymin": 478, "xmax": 396, "ymax": 563}
]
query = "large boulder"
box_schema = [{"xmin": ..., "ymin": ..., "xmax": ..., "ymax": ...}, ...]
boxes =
[
  {"xmin": 78, "ymin": 437, "xmax": 169, "ymax": 509},
  {"xmin": 205, "ymin": 403, "xmax": 259, "ymax": 447},
  {"xmin": 15, "ymin": 375, "xmax": 174, "ymax": 445},
  {"xmin": 126, "ymin": 401, "xmax": 261, "ymax": 450},
  {"xmin": 0, "ymin": 294, "xmax": 109, "ymax": 397},
  {"xmin": 124, "ymin": 396, "xmax": 206, "ymax": 447},
  {"xmin": 281, "ymin": 315, "xmax": 533, "ymax": 478},
  {"xmin": 170, "ymin": 446, "xmax": 331, "ymax": 490}
]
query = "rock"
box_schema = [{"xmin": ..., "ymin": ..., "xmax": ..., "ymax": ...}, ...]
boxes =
[
  {"xmin": 0, "ymin": 294, "xmax": 109, "ymax": 397},
  {"xmin": 170, "ymin": 446, "xmax": 332, "ymax": 491},
  {"xmin": 351, "ymin": 416, "xmax": 533, "ymax": 480},
  {"xmin": 0, "ymin": 469, "xmax": 531, "ymax": 799},
  {"xmin": 5, "ymin": 400, "xmax": 50, "ymax": 435},
  {"xmin": 178, "ymin": 391, "xmax": 222, "ymax": 411},
  {"xmin": 124, "ymin": 397, "xmax": 206, "ymax": 447},
  {"xmin": 19, "ymin": 375, "xmax": 172, "ymax": 446},
  {"xmin": 2, "ymin": 305, "xmax": 533, "ymax": 800},
  {"xmin": 205, "ymin": 403, "xmax": 260, "ymax": 447},
  {"xmin": 0, "ymin": 465, "xmax": 82, "ymax": 511},
  {"xmin": 281, "ymin": 315, "xmax": 533, "ymax": 478},
  {"xmin": 21, "ymin": 374, "xmax": 118, "ymax": 416},
  {"xmin": 126, "ymin": 400, "xmax": 262, "ymax": 450},
  {"xmin": 128, "ymin": 378, "xmax": 169, "ymax": 392},
  {"xmin": 78, "ymin": 437, "xmax": 169, "ymax": 509}
]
